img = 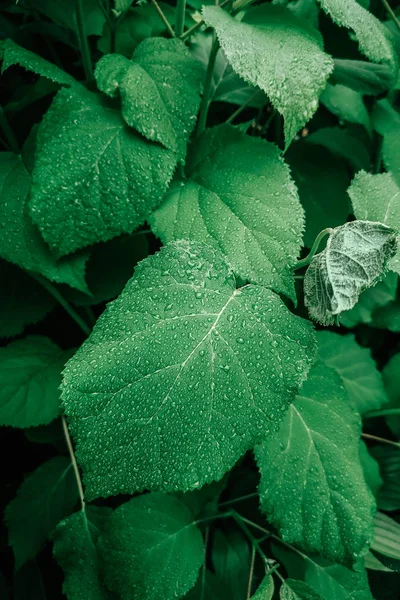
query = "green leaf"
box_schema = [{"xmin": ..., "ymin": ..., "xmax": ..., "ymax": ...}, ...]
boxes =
[
  {"xmin": 33, "ymin": 0, "xmax": 105, "ymax": 36},
  {"xmin": 382, "ymin": 353, "xmax": 400, "ymax": 440},
  {"xmin": 212, "ymin": 529, "xmax": 250, "ymax": 600},
  {"xmin": 373, "ymin": 301, "xmax": 400, "ymax": 332},
  {"xmin": 251, "ymin": 575, "xmax": 274, "ymax": 599},
  {"xmin": 330, "ymin": 59, "xmax": 395, "ymax": 95},
  {"xmin": 0, "ymin": 39, "xmax": 77, "ymax": 87},
  {"xmin": 151, "ymin": 125, "xmax": 304, "ymax": 301},
  {"xmin": 371, "ymin": 512, "xmax": 400, "ymax": 561},
  {"xmin": 360, "ymin": 440, "xmax": 383, "ymax": 499},
  {"xmin": 29, "ymin": 88, "xmax": 176, "ymax": 257},
  {"xmin": 280, "ymin": 579, "xmax": 324, "ymax": 600},
  {"xmin": 53, "ymin": 508, "xmax": 112, "ymax": 600},
  {"xmin": 0, "ymin": 336, "xmax": 72, "ymax": 428},
  {"xmin": 62, "ymin": 240, "xmax": 316, "ymax": 499},
  {"xmin": 13, "ymin": 562, "xmax": 47, "ymax": 600},
  {"xmin": 0, "ymin": 152, "xmax": 89, "ymax": 292},
  {"xmin": 184, "ymin": 571, "xmax": 227, "ymax": 600},
  {"xmin": 317, "ymin": 331, "xmax": 387, "ymax": 414},
  {"xmin": 286, "ymin": 142, "xmax": 351, "ymax": 248},
  {"xmin": 303, "ymin": 221, "xmax": 397, "ymax": 325},
  {"xmin": 320, "ymin": 84, "xmax": 371, "ymax": 135},
  {"xmin": 348, "ymin": 170, "xmax": 400, "ymax": 274},
  {"xmin": 5, "ymin": 456, "xmax": 78, "ymax": 569},
  {"xmin": 372, "ymin": 100, "xmax": 400, "ymax": 187},
  {"xmin": 202, "ymin": 4, "xmax": 334, "ymax": 146},
  {"xmin": 255, "ymin": 363, "xmax": 376, "ymax": 565},
  {"xmin": 306, "ymin": 127, "xmax": 371, "ymax": 172},
  {"xmin": 98, "ymin": 493, "xmax": 204, "ymax": 600},
  {"xmin": 316, "ymin": 0, "xmax": 397, "ymax": 66},
  {"xmin": 339, "ymin": 272, "xmax": 398, "ymax": 328},
  {"xmin": 95, "ymin": 38, "xmax": 202, "ymax": 161},
  {"xmin": 114, "ymin": 0, "xmax": 132, "ymax": 13},
  {"xmin": 371, "ymin": 446, "xmax": 400, "ymax": 512},
  {"xmin": 0, "ymin": 260, "xmax": 56, "ymax": 339}
]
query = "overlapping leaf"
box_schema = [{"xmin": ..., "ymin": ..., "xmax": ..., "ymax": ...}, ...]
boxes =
[
  {"xmin": 151, "ymin": 125, "xmax": 304, "ymax": 301},
  {"xmin": 202, "ymin": 4, "xmax": 334, "ymax": 146},
  {"xmin": 62, "ymin": 241, "xmax": 316, "ymax": 499},
  {"xmin": 29, "ymin": 88, "xmax": 176, "ymax": 256}
]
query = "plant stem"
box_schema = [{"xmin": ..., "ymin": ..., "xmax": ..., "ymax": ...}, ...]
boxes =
[
  {"xmin": 0, "ymin": 106, "xmax": 19, "ymax": 154},
  {"xmin": 32, "ymin": 274, "xmax": 91, "ymax": 336},
  {"xmin": 62, "ymin": 416, "xmax": 86, "ymax": 511},
  {"xmin": 382, "ymin": 0, "xmax": 400, "ymax": 32},
  {"xmin": 226, "ymin": 90, "xmax": 262, "ymax": 124},
  {"xmin": 294, "ymin": 228, "xmax": 332, "ymax": 270},
  {"xmin": 362, "ymin": 433, "xmax": 400, "ymax": 448},
  {"xmin": 180, "ymin": 0, "xmax": 230, "ymax": 40},
  {"xmin": 364, "ymin": 408, "xmax": 400, "ymax": 418},
  {"xmin": 197, "ymin": 36, "xmax": 219, "ymax": 135},
  {"xmin": 247, "ymin": 545, "xmax": 256, "ymax": 599},
  {"xmin": 152, "ymin": 0, "xmax": 175, "ymax": 37},
  {"xmin": 218, "ymin": 491, "xmax": 259, "ymax": 507},
  {"xmin": 76, "ymin": 0, "xmax": 94, "ymax": 84},
  {"xmin": 175, "ymin": 0, "xmax": 186, "ymax": 37},
  {"xmin": 200, "ymin": 527, "xmax": 209, "ymax": 600},
  {"xmin": 231, "ymin": 511, "xmax": 272, "ymax": 565}
]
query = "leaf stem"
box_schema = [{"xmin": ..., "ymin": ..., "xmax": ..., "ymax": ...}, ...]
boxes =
[
  {"xmin": 382, "ymin": 0, "xmax": 400, "ymax": 32},
  {"xmin": 218, "ymin": 491, "xmax": 259, "ymax": 507},
  {"xmin": 294, "ymin": 228, "xmax": 332, "ymax": 270},
  {"xmin": 362, "ymin": 433, "xmax": 400, "ymax": 448},
  {"xmin": 62, "ymin": 416, "xmax": 86, "ymax": 512},
  {"xmin": 226, "ymin": 89, "xmax": 262, "ymax": 124},
  {"xmin": 76, "ymin": 0, "xmax": 94, "ymax": 84},
  {"xmin": 32, "ymin": 274, "xmax": 92, "ymax": 336},
  {"xmin": 231, "ymin": 511, "xmax": 272, "ymax": 565},
  {"xmin": 175, "ymin": 0, "xmax": 186, "ymax": 37},
  {"xmin": 364, "ymin": 408, "xmax": 400, "ymax": 418},
  {"xmin": 200, "ymin": 526, "xmax": 209, "ymax": 600},
  {"xmin": 180, "ymin": 0, "xmax": 230, "ymax": 40},
  {"xmin": 0, "ymin": 106, "xmax": 19, "ymax": 154},
  {"xmin": 151, "ymin": 0, "xmax": 175, "ymax": 37},
  {"xmin": 247, "ymin": 544, "xmax": 256, "ymax": 599},
  {"xmin": 197, "ymin": 36, "xmax": 219, "ymax": 135}
]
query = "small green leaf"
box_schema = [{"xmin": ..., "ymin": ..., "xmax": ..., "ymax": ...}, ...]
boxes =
[
  {"xmin": 360, "ymin": 440, "xmax": 383, "ymax": 499},
  {"xmin": 256, "ymin": 363, "xmax": 375, "ymax": 565},
  {"xmin": 317, "ymin": 331, "xmax": 387, "ymax": 414},
  {"xmin": 280, "ymin": 579, "xmax": 324, "ymax": 600},
  {"xmin": 0, "ymin": 260, "xmax": 56, "ymax": 339},
  {"xmin": 202, "ymin": 4, "xmax": 334, "ymax": 146},
  {"xmin": 29, "ymin": 88, "xmax": 176, "ymax": 256},
  {"xmin": 382, "ymin": 352, "xmax": 400, "ymax": 440},
  {"xmin": 339, "ymin": 272, "xmax": 398, "ymax": 328},
  {"xmin": 371, "ymin": 512, "xmax": 400, "ymax": 562},
  {"xmin": 0, "ymin": 336, "xmax": 72, "ymax": 428},
  {"xmin": 320, "ymin": 84, "xmax": 371, "ymax": 135},
  {"xmin": 306, "ymin": 127, "xmax": 371, "ymax": 171},
  {"xmin": 5, "ymin": 457, "xmax": 78, "ymax": 570},
  {"xmin": 53, "ymin": 508, "xmax": 112, "ymax": 600},
  {"xmin": 151, "ymin": 125, "xmax": 305, "ymax": 301},
  {"xmin": 317, "ymin": 0, "xmax": 397, "ymax": 66},
  {"xmin": 1, "ymin": 39, "xmax": 78, "ymax": 87},
  {"xmin": 98, "ymin": 493, "xmax": 204, "ymax": 600},
  {"xmin": 330, "ymin": 59, "xmax": 395, "ymax": 95},
  {"xmin": 62, "ymin": 241, "xmax": 316, "ymax": 499},
  {"xmin": 373, "ymin": 101, "xmax": 400, "ymax": 187},
  {"xmin": 251, "ymin": 574, "xmax": 274, "ymax": 599},
  {"xmin": 95, "ymin": 38, "xmax": 202, "ymax": 161},
  {"xmin": 304, "ymin": 221, "xmax": 397, "ymax": 325},
  {"xmin": 348, "ymin": 170, "xmax": 400, "ymax": 274},
  {"xmin": 212, "ymin": 529, "xmax": 250, "ymax": 600},
  {"xmin": 0, "ymin": 152, "xmax": 89, "ymax": 292},
  {"xmin": 371, "ymin": 446, "xmax": 400, "ymax": 512}
]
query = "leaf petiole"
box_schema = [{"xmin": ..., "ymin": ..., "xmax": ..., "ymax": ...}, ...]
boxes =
[
  {"xmin": 76, "ymin": 0, "xmax": 94, "ymax": 83},
  {"xmin": 196, "ymin": 35, "xmax": 220, "ymax": 135},
  {"xmin": 62, "ymin": 416, "xmax": 86, "ymax": 512},
  {"xmin": 175, "ymin": 0, "xmax": 186, "ymax": 37},
  {"xmin": 362, "ymin": 432, "xmax": 400, "ymax": 448},
  {"xmin": 152, "ymin": 0, "xmax": 175, "ymax": 38},
  {"xmin": 294, "ymin": 228, "xmax": 332, "ymax": 270}
]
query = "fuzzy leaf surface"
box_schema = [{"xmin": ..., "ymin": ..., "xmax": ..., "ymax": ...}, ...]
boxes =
[
  {"xmin": 0, "ymin": 336, "xmax": 72, "ymax": 428},
  {"xmin": 304, "ymin": 220, "xmax": 397, "ymax": 325},
  {"xmin": 98, "ymin": 493, "xmax": 204, "ymax": 600},
  {"xmin": 256, "ymin": 363, "xmax": 375, "ymax": 565},
  {"xmin": 151, "ymin": 125, "xmax": 304, "ymax": 301},
  {"xmin": 202, "ymin": 4, "xmax": 334, "ymax": 146},
  {"xmin": 29, "ymin": 88, "xmax": 176, "ymax": 256},
  {"xmin": 0, "ymin": 152, "xmax": 89, "ymax": 291},
  {"xmin": 62, "ymin": 241, "xmax": 316, "ymax": 499},
  {"xmin": 95, "ymin": 38, "xmax": 202, "ymax": 160},
  {"xmin": 6, "ymin": 457, "xmax": 78, "ymax": 569}
]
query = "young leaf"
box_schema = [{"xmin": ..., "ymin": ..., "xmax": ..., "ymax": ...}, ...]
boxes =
[
  {"xmin": 330, "ymin": 59, "xmax": 395, "ymax": 95},
  {"xmin": 95, "ymin": 38, "xmax": 202, "ymax": 161},
  {"xmin": 255, "ymin": 363, "xmax": 375, "ymax": 566},
  {"xmin": 317, "ymin": 331, "xmax": 387, "ymax": 414},
  {"xmin": 29, "ymin": 88, "xmax": 176, "ymax": 257},
  {"xmin": 280, "ymin": 579, "xmax": 324, "ymax": 600},
  {"xmin": 0, "ymin": 336, "xmax": 72, "ymax": 428},
  {"xmin": 348, "ymin": 171, "xmax": 400, "ymax": 274},
  {"xmin": 371, "ymin": 512, "xmax": 400, "ymax": 562},
  {"xmin": 150, "ymin": 125, "xmax": 304, "ymax": 301},
  {"xmin": 0, "ymin": 39, "xmax": 77, "ymax": 87},
  {"xmin": 316, "ymin": 0, "xmax": 396, "ymax": 66},
  {"xmin": 202, "ymin": 4, "xmax": 334, "ymax": 146},
  {"xmin": 5, "ymin": 456, "xmax": 78, "ymax": 569},
  {"xmin": 251, "ymin": 574, "xmax": 274, "ymax": 599},
  {"xmin": 303, "ymin": 221, "xmax": 397, "ymax": 325},
  {"xmin": 53, "ymin": 508, "xmax": 112, "ymax": 600},
  {"xmin": 320, "ymin": 84, "xmax": 371, "ymax": 135},
  {"xmin": 0, "ymin": 260, "xmax": 56, "ymax": 339},
  {"xmin": 62, "ymin": 240, "xmax": 316, "ymax": 499},
  {"xmin": 98, "ymin": 493, "xmax": 204, "ymax": 600},
  {"xmin": 0, "ymin": 152, "xmax": 89, "ymax": 292}
]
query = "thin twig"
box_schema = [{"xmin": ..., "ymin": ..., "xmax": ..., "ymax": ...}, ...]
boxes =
[
  {"xmin": 180, "ymin": 0, "xmax": 230, "ymax": 40},
  {"xmin": 364, "ymin": 408, "xmax": 400, "ymax": 418},
  {"xmin": 62, "ymin": 416, "xmax": 86, "ymax": 511},
  {"xmin": 247, "ymin": 545, "xmax": 256, "ymax": 599},
  {"xmin": 362, "ymin": 433, "xmax": 400, "ymax": 449},
  {"xmin": 226, "ymin": 89, "xmax": 262, "ymax": 124},
  {"xmin": 382, "ymin": 0, "xmax": 400, "ymax": 32},
  {"xmin": 152, "ymin": 0, "xmax": 175, "ymax": 37},
  {"xmin": 294, "ymin": 228, "xmax": 332, "ymax": 270},
  {"xmin": 218, "ymin": 491, "xmax": 259, "ymax": 507}
]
